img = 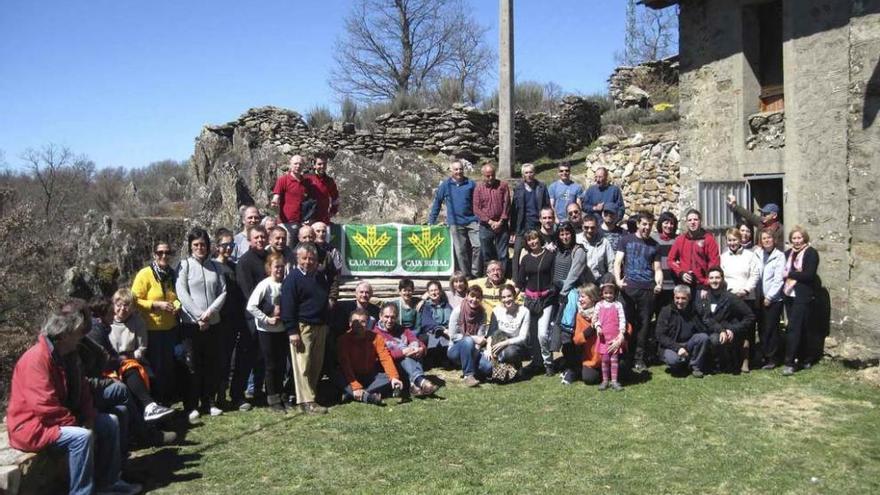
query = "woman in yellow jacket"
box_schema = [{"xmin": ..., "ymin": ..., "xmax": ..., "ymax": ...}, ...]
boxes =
[{"xmin": 132, "ymin": 241, "xmax": 182, "ymax": 403}]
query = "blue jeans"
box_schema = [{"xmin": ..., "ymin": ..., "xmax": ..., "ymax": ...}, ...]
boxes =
[
  {"xmin": 54, "ymin": 413, "xmax": 121, "ymax": 495},
  {"xmin": 95, "ymin": 381, "xmax": 134, "ymax": 461},
  {"xmin": 332, "ymin": 370, "xmax": 392, "ymax": 400},
  {"xmin": 396, "ymin": 356, "xmax": 426, "ymax": 385},
  {"xmin": 479, "ymin": 223, "xmax": 510, "ymax": 276},
  {"xmin": 447, "ymin": 337, "xmax": 493, "ymax": 378}
]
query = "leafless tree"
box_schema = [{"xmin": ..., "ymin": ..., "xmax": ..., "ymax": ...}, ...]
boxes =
[
  {"xmin": 20, "ymin": 144, "xmax": 94, "ymax": 221},
  {"xmin": 617, "ymin": 0, "xmax": 678, "ymax": 65},
  {"xmin": 330, "ymin": 0, "xmax": 493, "ymax": 102}
]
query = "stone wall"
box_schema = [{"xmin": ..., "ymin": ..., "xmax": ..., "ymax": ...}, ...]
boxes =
[
  {"xmin": 194, "ymin": 96, "xmax": 601, "ymax": 172},
  {"xmin": 586, "ymin": 132, "xmax": 681, "ymax": 217},
  {"xmin": 675, "ymin": 0, "xmax": 880, "ymax": 361},
  {"xmin": 746, "ymin": 110, "xmax": 785, "ymax": 150}
]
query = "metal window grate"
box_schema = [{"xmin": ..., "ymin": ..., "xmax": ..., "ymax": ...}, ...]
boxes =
[{"xmin": 697, "ymin": 181, "xmax": 749, "ymax": 245}]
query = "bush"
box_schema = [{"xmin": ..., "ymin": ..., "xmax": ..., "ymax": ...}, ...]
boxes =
[
  {"xmin": 582, "ymin": 91, "xmax": 614, "ymax": 115},
  {"xmin": 601, "ymin": 107, "xmax": 650, "ymax": 127},
  {"xmin": 340, "ymin": 97, "xmax": 359, "ymax": 124},
  {"xmin": 306, "ymin": 106, "xmax": 335, "ymax": 129}
]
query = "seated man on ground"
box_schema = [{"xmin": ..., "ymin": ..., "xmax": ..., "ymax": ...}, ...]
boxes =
[
  {"xmin": 471, "ymin": 260, "xmax": 516, "ymax": 316},
  {"xmin": 696, "ymin": 267, "xmax": 756, "ymax": 373},
  {"xmin": 373, "ymin": 303, "xmax": 439, "ymax": 396},
  {"xmin": 6, "ymin": 312, "xmax": 141, "ymax": 495},
  {"xmin": 335, "ymin": 309, "xmax": 404, "ymax": 405},
  {"xmin": 655, "ymin": 285, "xmax": 711, "ymax": 378}
]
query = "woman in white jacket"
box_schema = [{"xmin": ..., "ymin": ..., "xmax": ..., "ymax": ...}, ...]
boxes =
[
  {"xmin": 246, "ymin": 252, "xmax": 288, "ymax": 413},
  {"xmin": 720, "ymin": 228, "xmax": 761, "ymax": 372},
  {"xmin": 756, "ymin": 229, "xmax": 786, "ymax": 369}
]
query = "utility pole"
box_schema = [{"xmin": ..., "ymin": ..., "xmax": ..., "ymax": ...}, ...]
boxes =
[{"xmin": 498, "ymin": 0, "xmax": 515, "ymax": 178}]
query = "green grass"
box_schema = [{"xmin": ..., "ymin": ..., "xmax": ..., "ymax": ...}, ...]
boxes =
[{"xmin": 131, "ymin": 362, "xmax": 880, "ymax": 494}]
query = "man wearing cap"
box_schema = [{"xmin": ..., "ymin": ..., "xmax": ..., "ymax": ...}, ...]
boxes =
[
  {"xmin": 581, "ymin": 167, "xmax": 625, "ymax": 222},
  {"xmin": 600, "ymin": 208, "xmax": 626, "ymax": 252},
  {"xmin": 726, "ymin": 195, "xmax": 784, "ymax": 250}
]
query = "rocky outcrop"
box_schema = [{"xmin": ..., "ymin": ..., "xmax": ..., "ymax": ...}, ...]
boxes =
[
  {"xmin": 190, "ymin": 99, "xmax": 603, "ymax": 229},
  {"xmin": 609, "ymin": 56, "xmax": 679, "ymax": 109}
]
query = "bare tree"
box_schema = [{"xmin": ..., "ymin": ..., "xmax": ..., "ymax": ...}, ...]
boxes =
[
  {"xmin": 330, "ymin": 0, "xmax": 492, "ymax": 102},
  {"xmin": 21, "ymin": 144, "xmax": 94, "ymax": 221},
  {"xmin": 617, "ymin": 0, "xmax": 678, "ymax": 65}
]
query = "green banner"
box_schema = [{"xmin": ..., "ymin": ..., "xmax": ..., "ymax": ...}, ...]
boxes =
[{"xmin": 333, "ymin": 223, "xmax": 453, "ymax": 277}]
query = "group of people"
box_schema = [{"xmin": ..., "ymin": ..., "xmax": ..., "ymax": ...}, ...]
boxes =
[{"xmin": 6, "ymin": 156, "xmax": 823, "ymax": 495}]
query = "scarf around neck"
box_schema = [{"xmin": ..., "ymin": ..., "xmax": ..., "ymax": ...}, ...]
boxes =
[{"xmin": 458, "ymin": 300, "xmax": 485, "ymax": 336}]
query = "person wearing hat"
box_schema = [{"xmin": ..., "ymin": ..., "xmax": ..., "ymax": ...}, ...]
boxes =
[
  {"xmin": 726, "ymin": 195, "xmax": 784, "ymax": 251},
  {"xmin": 600, "ymin": 207, "xmax": 626, "ymax": 252}
]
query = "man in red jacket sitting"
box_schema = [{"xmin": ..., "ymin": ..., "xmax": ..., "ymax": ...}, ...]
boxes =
[
  {"xmin": 334, "ymin": 309, "xmax": 403, "ymax": 405},
  {"xmin": 6, "ymin": 312, "xmax": 141, "ymax": 495}
]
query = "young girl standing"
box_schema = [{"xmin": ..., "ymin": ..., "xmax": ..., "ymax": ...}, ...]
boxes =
[{"xmin": 594, "ymin": 281, "xmax": 626, "ymax": 391}]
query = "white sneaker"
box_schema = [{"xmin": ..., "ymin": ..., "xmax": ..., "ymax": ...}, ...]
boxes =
[
  {"xmin": 143, "ymin": 402, "xmax": 175, "ymax": 422},
  {"xmin": 209, "ymin": 406, "xmax": 223, "ymax": 417},
  {"xmin": 188, "ymin": 409, "xmax": 201, "ymax": 424},
  {"xmin": 96, "ymin": 479, "xmax": 143, "ymax": 495}
]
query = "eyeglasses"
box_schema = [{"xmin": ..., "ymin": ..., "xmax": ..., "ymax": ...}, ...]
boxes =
[
  {"xmin": 155, "ymin": 250, "xmax": 174, "ymax": 257},
  {"xmin": 218, "ymin": 243, "xmax": 234, "ymax": 249},
  {"xmin": 567, "ymin": 211, "xmax": 580, "ymax": 216},
  {"xmin": 559, "ymin": 170, "xmax": 571, "ymax": 174}
]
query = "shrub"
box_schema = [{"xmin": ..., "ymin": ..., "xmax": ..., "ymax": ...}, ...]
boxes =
[
  {"xmin": 340, "ymin": 97, "xmax": 358, "ymax": 123},
  {"xmin": 306, "ymin": 105, "xmax": 335, "ymax": 129}
]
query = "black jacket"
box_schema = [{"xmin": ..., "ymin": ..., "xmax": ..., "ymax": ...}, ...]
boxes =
[
  {"xmin": 783, "ymin": 246, "xmax": 820, "ymax": 303},
  {"xmin": 655, "ymin": 304, "xmax": 709, "ymax": 352},
  {"xmin": 696, "ymin": 290, "xmax": 756, "ymax": 338},
  {"xmin": 510, "ymin": 180, "xmax": 550, "ymax": 235}
]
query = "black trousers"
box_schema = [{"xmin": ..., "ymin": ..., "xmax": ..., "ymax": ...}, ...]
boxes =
[
  {"xmin": 759, "ymin": 300, "xmax": 785, "ymax": 365},
  {"xmin": 784, "ymin": 297, "xmax": 812, "ymax": 367},
  {"xmin": 622, "ymin": 287, "xmax": 656, "ymax": 365},
  {"xmin": 182, "ymin": 323, "xmax": 220, "ymax": 412},
  {"xmin": 259, "ymin": 331, "xmax": 290, "ymax": 403}
]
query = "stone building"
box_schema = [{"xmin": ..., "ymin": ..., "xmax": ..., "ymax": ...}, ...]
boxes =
[{"xmin": 644, "ymin": 0, "xmax": 880, "ymax": 362}]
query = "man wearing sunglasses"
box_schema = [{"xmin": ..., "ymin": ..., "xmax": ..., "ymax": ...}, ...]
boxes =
[{"xmin": 548, "ymin": 163, "xmax": 583, "ymax": 223}]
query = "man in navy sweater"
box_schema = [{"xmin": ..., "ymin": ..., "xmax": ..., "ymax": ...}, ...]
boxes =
[
  {"xmin": 428, "ymin": 160, "xmax": 481, "ymax": 278},
  {"xmin": 281, "ymin": 242, "xmax": 332, "ymax": 414}
]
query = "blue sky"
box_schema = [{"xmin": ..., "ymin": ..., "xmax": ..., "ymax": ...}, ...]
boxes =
[{"xmin": 0, "ymin": 0, "xmax": 627, "ymax": 170}]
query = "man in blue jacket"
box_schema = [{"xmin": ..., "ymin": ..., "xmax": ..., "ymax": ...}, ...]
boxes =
[
  {"xmin": 581, "ymin": 166, "xmax": 625, "ymax": 221},
  {"xmin": 428, "ymin": 160, "xmax": 481, "ymax": 278}
]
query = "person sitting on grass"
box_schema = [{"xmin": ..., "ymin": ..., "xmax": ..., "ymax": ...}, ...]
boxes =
[
  {"xmin": 373, "ymin": 303, "xmax": 439, "ymax": 397},
  {"xmin": 335, "ymin": 309, "xmax": 404, "ymax": 405},
  {"xmin": 564, "ymin": 283, "xmax": 604, "ymax": 385},
  {"xmin": 696, "ymin": 266, "xmax": 756, "ymax": 374},
  {"xmin": 7, "ymin": 312, "xmax": 142, "ymax": 495},
  {"xmin": 447, "ymin": 286, "xmax": 492, "ymax": 387},
  {"xmin": 655, "ymin": 285, "xmax": 711, "ymax": 378},
  {"xmin": 593, "ymin": 279, "xmax": 627, "ymax": 391},
  {"xmin": 389, "ymin": 277, "xmax": 421, "ymax": 329},
  {"xmin": 109, "ymin": 289, "xmax": 175, "ymax": 422},
  {"xmin": 416, "ymin": 279, "xmax": 452, "ymax": 366},
  {"xmin": 486, "ymin": 284, "xmax": 530, "ymax": 371}
]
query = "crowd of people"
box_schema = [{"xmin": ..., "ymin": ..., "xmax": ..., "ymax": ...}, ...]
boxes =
[{"xmin": 5, "ymin": 155, "xmax": 823, "ymax": 495}]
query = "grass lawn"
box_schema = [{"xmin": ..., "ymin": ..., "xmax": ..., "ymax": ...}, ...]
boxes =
[{"xmin": 130, "ymin": 361, "xmax": 880, "ymax": 494}]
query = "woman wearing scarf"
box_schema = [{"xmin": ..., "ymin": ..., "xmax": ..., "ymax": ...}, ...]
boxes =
[
  {"xmin": 447, "ymin": 286, "xmax": 492, "ymax": 387},
  {"xmin": 131, "ymin": 241, "xmax": 181, "ymax": 403},
  {"xmin": 782, "ymin": 226, "xmax": 820, "ymax": 376}
]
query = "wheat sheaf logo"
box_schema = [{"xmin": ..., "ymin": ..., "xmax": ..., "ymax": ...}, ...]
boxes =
[
  {"xmin": 351, "ymin": 226, "xmax": 392, "ymax": 258},
  {"xmin": 408, "ymin": 227, "xmax": 445, "ymax": 258}
]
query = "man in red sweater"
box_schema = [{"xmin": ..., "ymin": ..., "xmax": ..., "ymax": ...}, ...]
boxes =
[
  {"xmin": 304, "ymin": 155, "xmax": 340, "ymax": 225},
  {"xmin": 335, "ymin": 309, "xmax": 403, "ymax": 405},
  {"xmin": 271, "ymin": 155, "xmax": 313, "ymax": 246},
  {"xmin": 668, "ymin": 209, "xmax": 721, "ymax": 299}
]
